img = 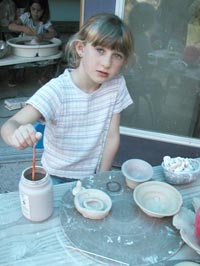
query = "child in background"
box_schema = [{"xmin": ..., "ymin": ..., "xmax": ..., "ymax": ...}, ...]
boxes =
[
  {"xmin": 1, "ymin": 13, "xmax": 134, "ymax": 184},
  {"xmin": 8, "ymin": 0, "xmax": 57, "ymax": 87}
]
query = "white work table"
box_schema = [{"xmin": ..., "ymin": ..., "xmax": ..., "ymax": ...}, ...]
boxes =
[
  {"xmin": 0, "ymin": 51, "xmax": 62, "ymax": 75},
  {"xmin": 0, "ymin": 51, "xmax": 62, "ymax": 66},
  {"xmin": 0, "ymin": 167, "xmax": 200, "ymax": 266}
]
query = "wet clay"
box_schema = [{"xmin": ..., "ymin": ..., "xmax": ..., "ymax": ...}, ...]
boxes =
[{"xmin": 25, "ymin": 172, "xmax": 46, "ymax": 181}]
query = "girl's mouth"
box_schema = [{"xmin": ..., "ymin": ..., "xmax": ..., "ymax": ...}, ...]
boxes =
[{"xmin": 97, "ymin": 70, "xmax": 109, "ymax": 78}]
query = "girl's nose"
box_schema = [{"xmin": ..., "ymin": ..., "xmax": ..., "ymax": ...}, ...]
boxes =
[{"xmin": 101, "ymin": 55, "xmax": 112, "ymax": 68}]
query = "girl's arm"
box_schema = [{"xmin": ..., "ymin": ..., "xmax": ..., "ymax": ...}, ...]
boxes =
[
  {"xmin": 8, "ymin": 18, "xmax": 34, "ymax": 35},
  {"xmin": 42, "ymin": 25, "xmax": 57, "ymax": 40},
  {"xmin": 99, "ymin": 113, "xmax": 120, "ymax": 172},
  {"xmin": 1, "ymin": 104, "xmax": 42, "ymax": 150}
]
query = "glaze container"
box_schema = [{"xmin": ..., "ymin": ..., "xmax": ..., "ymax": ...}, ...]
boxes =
[{"xmin": 19, "ymin": 166, "xmax": 53, "ymax": 222}]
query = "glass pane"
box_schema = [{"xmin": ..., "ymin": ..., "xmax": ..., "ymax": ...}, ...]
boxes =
[{"xmin": 121, "ymin": 0, "xmax": 200, "ymax": 139}]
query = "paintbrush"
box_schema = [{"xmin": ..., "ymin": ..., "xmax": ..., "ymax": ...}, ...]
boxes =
[{"xmin": 32, "ymin": 144, "xmax": 36, "ymax": 181}]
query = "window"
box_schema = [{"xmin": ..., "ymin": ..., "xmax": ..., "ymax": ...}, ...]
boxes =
[{"xmin": 119, "ymin": 0, "xmax": 200, "ymax": 148}]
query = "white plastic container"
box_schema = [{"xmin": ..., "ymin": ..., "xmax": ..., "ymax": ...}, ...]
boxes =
[{"xmin": 19, "ymin": 166, "xmax": 53, "ymax": 222}]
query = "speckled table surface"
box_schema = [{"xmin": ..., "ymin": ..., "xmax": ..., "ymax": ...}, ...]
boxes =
[{"xmin": 0, "ymin": 168, "xmax": 200, "ymax": 266}]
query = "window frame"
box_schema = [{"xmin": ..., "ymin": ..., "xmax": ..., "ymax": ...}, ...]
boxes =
[{"xmin": 115, "ymin": 0, "xmax": 200, "ymax": 148}]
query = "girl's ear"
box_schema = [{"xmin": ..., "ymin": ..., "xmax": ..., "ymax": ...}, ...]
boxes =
[{"xmin": 75, "ymin": 40, "xmax": 85, "ymax": 57}]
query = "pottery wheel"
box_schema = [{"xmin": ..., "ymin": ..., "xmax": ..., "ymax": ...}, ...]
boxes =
[{"xmin": 60, "ymin": 171, "xmax": 183, "ymax": 266}]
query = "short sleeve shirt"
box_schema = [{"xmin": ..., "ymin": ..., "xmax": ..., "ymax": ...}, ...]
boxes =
[
  {"xmin": 20, "ymin": 12, "xmax": 52, "ymax": 35},
  {"xmin": 27, "ymin": 69, "xmax": 133, "ymax": 179}
]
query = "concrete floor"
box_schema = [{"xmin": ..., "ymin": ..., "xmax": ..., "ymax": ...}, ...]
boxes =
[{"xmin": 0, "ymin": 67, "xmax": 44, "ymax": 192}]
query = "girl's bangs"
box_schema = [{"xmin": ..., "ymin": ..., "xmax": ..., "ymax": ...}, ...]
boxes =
[{"xmin": 87, "ymin": 26, "xmax": 130, "ymax": 57}]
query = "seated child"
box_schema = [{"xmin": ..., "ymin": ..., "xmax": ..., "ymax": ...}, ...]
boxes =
[{"xmin": 8, "ymin": 0, "xmax": 57, "ymax": 87}]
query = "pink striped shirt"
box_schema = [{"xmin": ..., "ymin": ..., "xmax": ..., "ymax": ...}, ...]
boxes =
[{"xmin": 27, "ymin": 69, "xmax": 133, "ymax": 179}]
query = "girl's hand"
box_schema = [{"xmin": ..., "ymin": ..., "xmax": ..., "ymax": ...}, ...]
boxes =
[
  {"xmin": 9, "ymin": 124, "xmax": 42, "ymax": 149},
  {"xmin": 23, "ymin": 26, "xmax": 36, "ymax": 36},
  {"xmin": 35, "ymin": 34, "xmax": 44, "ymax": 42}
]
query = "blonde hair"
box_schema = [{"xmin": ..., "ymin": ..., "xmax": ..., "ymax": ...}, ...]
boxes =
[{"xmin": 65, "ymin": 13, "xmax": 134, "ymax": 68}]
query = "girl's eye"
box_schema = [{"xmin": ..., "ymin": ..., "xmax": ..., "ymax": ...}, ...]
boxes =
[
  {"xmin": 96, "ymin": 47, "xmax": 104, "ymax": 54},
  {"xmin": 114, "ymin": 53, "xmax": 123, "ymax": 60},
  {"xmin": 31, "ymin": 7, "xmax": 43, "ymax": 12}
]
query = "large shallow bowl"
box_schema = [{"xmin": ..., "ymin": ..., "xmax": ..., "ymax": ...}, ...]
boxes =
[
  {"xmin": 162, "ymin": 159, "xmax": 200, "ymax": 185},
  {"xmin": 122, "ymin": 159, "xmax": 153, "ymax": 189},
  {"xmin": 133, "ymin": 181, "xmax": 183, "ymax": 218},
  {"xmin": 7, "ymin": 36, "xmax": 61, "ymax": 57}
]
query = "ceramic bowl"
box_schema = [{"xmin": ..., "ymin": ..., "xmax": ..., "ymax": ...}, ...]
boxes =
[
  {"xmin": 0, "ymin": 40, "xmax": 8, "ymax": 58},
  {"xmin": 174, "ymin": 262, "xmax": 200, "ymax": 266},
  {"xmin": 162, "ymin": 159, "xmax": 200, "ymax": 185},
  {"xmin": 133, "ymin": 181, "xmax": 183, "ymax": 218},
  {"xmin": 173, "ymin": 205, "xmax": 200, "ymax": 257},
  {"xmin": 121, "ymin": 159, "xmax": 153, "ymax": 189},
  {"xmin": 7, "ymin": 37, "xmax": 61, "ymax": 57},
  {"xmin": 74, "ymin": 189, "xmax": 112, "ymax": 220}
]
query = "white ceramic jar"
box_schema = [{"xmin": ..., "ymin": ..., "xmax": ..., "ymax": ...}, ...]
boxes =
[{"xmin": 19, "ymin": 166, "xmax": 53, "ymax": 222}]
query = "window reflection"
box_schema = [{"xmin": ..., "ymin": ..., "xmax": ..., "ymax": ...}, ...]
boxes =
[{"xmin": 122, "ymin": 0, "xmax": 200, "ymax": 139}]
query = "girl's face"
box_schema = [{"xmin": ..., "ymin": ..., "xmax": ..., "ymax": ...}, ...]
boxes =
[
  {"xmin": 77, "ymin": 42, "xmax": 126, "ymax": 87},
  {"xmin": 30, "ymin": 3, "xmax": 44, "ymax": 21}
]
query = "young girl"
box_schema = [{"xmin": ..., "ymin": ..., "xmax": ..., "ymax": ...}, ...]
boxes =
[
  {"xmin": 8, "ymin": 0, "xmax": 57, "ymax": 86},
  {"xmin": 1, "ymin": 13, "xmax": 134, "ymax": 183}
]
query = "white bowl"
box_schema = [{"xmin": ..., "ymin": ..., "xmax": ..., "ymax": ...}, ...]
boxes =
[
  {"xmin": 174, "ymin": 262, "xmax": 200, "ymax": 266},
  {"xmin": 0, "ymin": 40, "xmax": 8, "ymax": 58},
  {"xmin": 74, "ymin": 189, "xmax": 112, "ymax": 220},
  {"xmin": 122, "ymin": 159, "xmax": 153, "ymax": 189},
  {"xmin": 162, "ymin": 159, "xmax": 200, "ymax": 185},
  {"xmin": 173, "ymin": 207, "xmax": 200, "ymax": 256},
  {"xmin": 7, "ymin": 37, "xmax": 61, "ymax": 57},
  {"xmin": 133, "ymin": 181, "xmax": 183, "ymax": 218}
]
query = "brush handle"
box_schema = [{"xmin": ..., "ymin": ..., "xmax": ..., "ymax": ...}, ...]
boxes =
[{"xmin": 32, "ymin": 144, "xmax": 36, "ymax": 181}]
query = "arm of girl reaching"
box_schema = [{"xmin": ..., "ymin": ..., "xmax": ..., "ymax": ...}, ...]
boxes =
[
  {"xmin": 43, "ymin": 25, "xmax": 57, "ymax": 39},
  {"xmin": 99, "ymin": 113, "xmax": 120, "ymax": 172},
  {"xmin": 36, "ymin": 25, "xmax": 57, "ymax": 41},
  {"xmin": 1, "ymin": 104, "xmax": 42, "ymax": 150},
  {"xmin": 8, "ymin": 18, "xmax": 34, "ymax": 36}
]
